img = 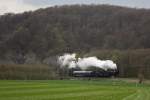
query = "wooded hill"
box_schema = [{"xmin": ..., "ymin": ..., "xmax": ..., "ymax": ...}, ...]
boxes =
[
  {"xmin": 0, "ymin": 5, "xmax": 150, "ymax": 63},
  {"xmin": 0, "ymin": 5, "xmax": 150, "ymax": 79}
]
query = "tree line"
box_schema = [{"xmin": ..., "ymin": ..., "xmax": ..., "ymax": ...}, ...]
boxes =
[{"xmin": 0, "ymin": 49, "xmax": 150, "ymax": 79}]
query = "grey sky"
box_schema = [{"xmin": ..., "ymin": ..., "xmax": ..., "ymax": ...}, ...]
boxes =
[{"xmin": 0, "ymin": 0, "xmax": 150, "ymax": 15}]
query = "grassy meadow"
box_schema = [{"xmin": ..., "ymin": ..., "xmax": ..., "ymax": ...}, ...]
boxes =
[{"xmin": 0, "ymin": 79, "xmax": 150, "ymax": 100}]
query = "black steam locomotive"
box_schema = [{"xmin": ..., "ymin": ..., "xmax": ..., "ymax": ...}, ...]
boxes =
[{"xmin": 71, "ymin": 69, "xmax": 119, "ymax": 77}]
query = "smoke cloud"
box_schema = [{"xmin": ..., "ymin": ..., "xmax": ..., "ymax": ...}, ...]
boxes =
[
  {"xmin": 58, "ymin": 53, "xmax": 76, "ymax": 67},
  {"xmin": 58, "ymin": 53, "xmax": 117, "ymax": 70}
]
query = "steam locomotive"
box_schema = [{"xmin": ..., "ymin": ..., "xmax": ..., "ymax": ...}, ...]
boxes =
[{"xmin": 70, "ymin": 69, "xmax": 119, "ymax": 77}]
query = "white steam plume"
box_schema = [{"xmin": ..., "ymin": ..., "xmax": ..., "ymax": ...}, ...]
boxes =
[
  {"xmin": 58, "ymin": 53, "xmax": 76, "ymax": 68},
  {"xmin": 58, "ymin": 53, "xmax": 117, "ymax": 70}
]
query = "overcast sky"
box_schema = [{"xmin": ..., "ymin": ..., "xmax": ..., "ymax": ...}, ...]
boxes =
[{"xmin": 0, "ymin": 0, "xmax": 150, "ymax": 15}]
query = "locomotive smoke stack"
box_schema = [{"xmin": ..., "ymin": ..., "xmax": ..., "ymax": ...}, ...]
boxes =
[{"xmin": 58, "ymin": 53, "xmax": 117, "ymax": 70}]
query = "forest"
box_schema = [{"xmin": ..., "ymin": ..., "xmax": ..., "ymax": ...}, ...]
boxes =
[{"xmin": 0, "ymin": 5, "xmax": 150, "ymax": 79}]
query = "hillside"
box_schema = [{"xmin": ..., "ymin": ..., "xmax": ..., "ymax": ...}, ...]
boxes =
[{"xmin": 0, "ymin": 5, "xmax": 150, "ymax": 64}]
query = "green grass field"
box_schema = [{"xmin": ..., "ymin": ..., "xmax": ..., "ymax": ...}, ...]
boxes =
[{"xmin": 0, "ymin": 79, "xmax": 150, "ymax": 100}]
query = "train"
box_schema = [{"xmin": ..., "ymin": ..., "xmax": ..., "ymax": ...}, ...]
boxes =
[{"xmin": 70, "ymin": 69, "xmax": 119, "ymax": 77}]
